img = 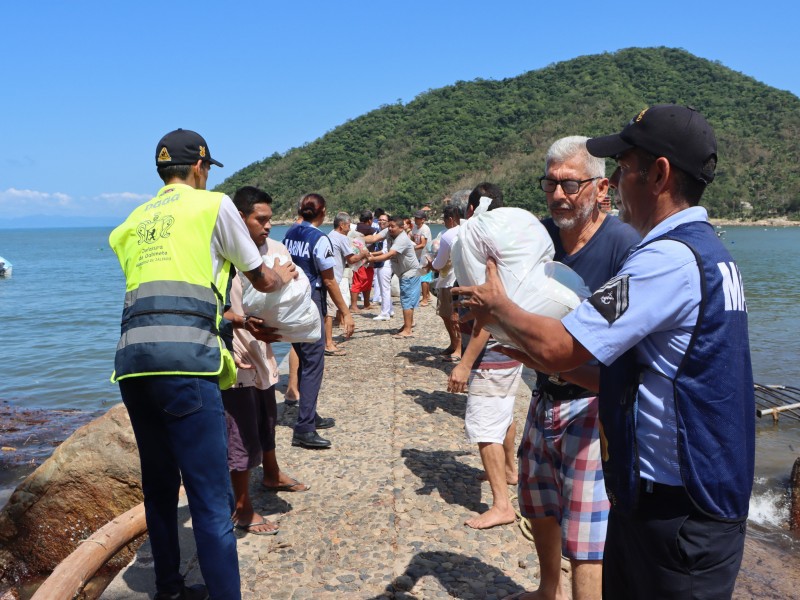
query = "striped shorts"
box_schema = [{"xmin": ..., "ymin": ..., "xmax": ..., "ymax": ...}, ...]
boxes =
[{"xmin": 517, "ymin": 391, "xmax": 609, "ymax": 560}]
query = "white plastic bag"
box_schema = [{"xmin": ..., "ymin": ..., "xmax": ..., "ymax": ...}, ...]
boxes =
[
  {"xmin": 240, "ymin": 254, "xmax": 321, "ymax": 343},
  {"xmin": 347, "ymin": 231, "xmax": 366, "ymax": 271},
  {"xmin": 451, "ymin": 207, "xmax": 590, "ymax": 348}
]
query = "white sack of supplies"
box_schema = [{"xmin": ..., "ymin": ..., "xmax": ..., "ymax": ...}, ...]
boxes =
[
  {"xmin": 240, "ymin": 254, "xmax": 321, "ymax": 343},
  {"xmin": 451, "ymin": 206, "xmax": 591, "ymax": 348}
]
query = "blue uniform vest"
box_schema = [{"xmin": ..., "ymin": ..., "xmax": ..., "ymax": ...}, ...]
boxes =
[
  {"xmin": 599, "ymin": 220, "xmax": 754, "ymax": 521},
  {"xmin": 282, "ymin": 222, "xmax": 327, "ymax": 290}
]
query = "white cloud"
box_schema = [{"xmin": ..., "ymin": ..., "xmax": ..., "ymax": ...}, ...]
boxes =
[{"xmin": 0, "ymin": 188, "xmax": 149, "ymax": 218}]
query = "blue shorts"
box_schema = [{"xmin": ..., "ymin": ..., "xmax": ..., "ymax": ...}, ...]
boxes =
[
  {"xmin": 399, "ymin": 275, "xmax": 421, "ymax": 310},
  {"xmin": 420, "ymin": 271, "xmax": 434, "ymax": 283}
]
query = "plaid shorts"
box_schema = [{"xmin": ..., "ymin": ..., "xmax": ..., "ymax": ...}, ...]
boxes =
[{"xmin": 517, "ymin": 390, "xmax": 609, "ymax": 560}]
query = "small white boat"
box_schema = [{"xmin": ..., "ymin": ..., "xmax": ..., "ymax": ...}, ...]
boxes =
[{"xmin": 0, "ymin": 256, "xmax": 12, "ymax": 278}]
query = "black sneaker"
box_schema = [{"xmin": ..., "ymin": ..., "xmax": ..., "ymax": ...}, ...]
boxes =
[
  {"xmin": 315, "ymin": 415, "xmax": 336, "ymax": 429},
  {"xmin": 292, "ymin": 431, "xmax": 332, "ymax": 449},
  {"xmin": 154, "ymin": 584, "xmax": 209, "ymax": 600}
]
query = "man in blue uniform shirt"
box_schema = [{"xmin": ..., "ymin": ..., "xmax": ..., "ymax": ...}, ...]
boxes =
[{"xmin": 458, "ymin": 105, "xmax": 754, "ymax": 600}]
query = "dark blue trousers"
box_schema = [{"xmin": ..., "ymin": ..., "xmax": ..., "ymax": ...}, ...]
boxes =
[
  {"xmin": 292, "ymin": 289, "xmax": 325, "ymax": 434},
  {"xmin": 120, "ymin": 375, "xmax": 241, "ymax": 600}
]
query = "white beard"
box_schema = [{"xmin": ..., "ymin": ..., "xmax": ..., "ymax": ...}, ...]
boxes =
[{"xmin": 551, "ymin": 199, "xmax": 595, "ymax": 230}]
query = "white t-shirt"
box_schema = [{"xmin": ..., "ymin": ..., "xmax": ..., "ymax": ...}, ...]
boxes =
[
  {"xmin": 411, "ymin": 223, "xmax": 432, "ymax": 261},
  {"xmin": 328, "ymin": 229, "xmax": 355, "ymax": 282},
  {"xmin": 431, "ymin": 226, "xmax": 458, "ymax": 288},
  {"xmin": 211, "ymin": 195, "xmax": 263, "ymax": 276}
]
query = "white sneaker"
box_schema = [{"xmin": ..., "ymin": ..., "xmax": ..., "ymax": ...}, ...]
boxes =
[
  {"xmin": 390, "ymin": 311, "xmax": 395, "ymax": 318},
  {"xmin": 373, "ymin": 314, "xmax": 391, "ymax": 321}
]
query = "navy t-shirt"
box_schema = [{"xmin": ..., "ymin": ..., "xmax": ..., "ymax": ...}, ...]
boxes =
[
  {"xmin": 543, "ymin": 215, "xmax": 641, "ymax": 294},
  {"xmin": 538, "ymin": 215, "xmax": 640, "ymax": 397}
]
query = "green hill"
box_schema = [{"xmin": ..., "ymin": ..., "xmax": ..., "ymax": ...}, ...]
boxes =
[{"xmin": 216, "ymin": 47, "xmax": 800, "ymax": 220}]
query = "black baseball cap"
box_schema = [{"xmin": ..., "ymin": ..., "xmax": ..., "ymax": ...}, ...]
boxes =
[
  {"xmin": 414, "ymin": 210, "xmax": 427, "ymax": 219},
  {"xmin": 586, "ymin": 105, "xmax": 716, "ymax": 184},
  {"xmin": 155, "ymin": 128, "xmax": 224, "ymax": 168}
]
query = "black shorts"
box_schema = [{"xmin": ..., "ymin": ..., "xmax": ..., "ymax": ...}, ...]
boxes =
[{"xmin": 603, "ymin": 482, "xmax": 746, "ymax": 599}]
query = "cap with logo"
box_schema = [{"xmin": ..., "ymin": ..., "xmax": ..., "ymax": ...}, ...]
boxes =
[
  {"xmin": 413, "ymin": 210, "xmax": 427, "ymax": 219},
  {"xmin": 155, "ymin": 128, "xmax": 224, "ymax": 168},
  {"xmin": 586, "ymin": 104, "xmax": 716, "ymax": 184}
]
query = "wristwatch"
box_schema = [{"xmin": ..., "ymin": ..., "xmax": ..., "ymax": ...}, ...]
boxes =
[{"xmin": 548, "ymin": 372, "xmax": 567, "ymax": 386}]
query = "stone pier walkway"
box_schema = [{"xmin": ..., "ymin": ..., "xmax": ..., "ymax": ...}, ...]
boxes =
[
  {"xmin": 102, "ymin": 300, "xmax": 546, "ymax": 599},
  {"xmin": 98, "ymin": 296, "xmax": 800, "ymax": 600}
]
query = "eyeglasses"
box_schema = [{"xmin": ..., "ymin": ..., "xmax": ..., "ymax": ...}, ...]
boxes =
[{"xmin": 539, "ymin": 176, "xmax": 599, "ymax": 194}]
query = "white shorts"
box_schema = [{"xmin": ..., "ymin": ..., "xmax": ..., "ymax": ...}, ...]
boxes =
[{"xmin": 464, "ymin": 365, "xmax": 523, "ymax": 444}]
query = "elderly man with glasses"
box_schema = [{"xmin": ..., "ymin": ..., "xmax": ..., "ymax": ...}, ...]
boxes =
[{"xmin": 504, "ymin": 136, "xmax": 640, "ymax": 600}]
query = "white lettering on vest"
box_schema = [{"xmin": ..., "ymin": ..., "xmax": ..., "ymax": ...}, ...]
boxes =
[
  {"xmin": 285, "ymin": 239, "xmax": 311, "ymax": 259},
  {"xmin": 718, "ymin": 261, "xmax": 747, "ymax": 312}
]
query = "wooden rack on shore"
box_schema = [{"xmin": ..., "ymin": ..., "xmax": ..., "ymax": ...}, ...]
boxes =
[{"xmin": 755, "ymin": 384, "xmax": 800, "ymax": 422}]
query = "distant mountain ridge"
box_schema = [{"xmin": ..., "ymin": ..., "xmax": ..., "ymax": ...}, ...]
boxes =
[{"xmin": 216, "ymin": 47, "xmax": 800, "ymax": 220}]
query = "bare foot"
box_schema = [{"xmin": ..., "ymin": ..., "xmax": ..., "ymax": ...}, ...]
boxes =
[
  {"xmin": 477, "ymin": 471, "xmax": 518, "ymax": 485},
  {"xmin": 392, "ymin": 331, "xmax": 414, "ymax": 339},
  {"xmin": 349, "ymin": 306, "xmax": 361, "ymax": 313},
  {"xmin": 464, "ymin": 505, "xmax": 516, "ymax": 529}
]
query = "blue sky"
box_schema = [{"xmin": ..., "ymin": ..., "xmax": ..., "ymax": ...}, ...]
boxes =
[{"xmin": 1, "ymin": 0, "xmax": 798, "ymax": 226}]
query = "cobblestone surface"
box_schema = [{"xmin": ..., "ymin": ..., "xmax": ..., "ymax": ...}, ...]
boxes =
[
  {"xmin": 99, "ymin": 298, "xmax": 800, "ymax": 600},
  {"xmin": 102, "ymin": 301, "xmax": 546, "ymax": 599}
]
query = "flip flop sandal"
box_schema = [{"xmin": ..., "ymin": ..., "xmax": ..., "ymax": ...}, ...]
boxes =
[
  {"xmin": 262, "ymin": 477, "xmax": 311, "ymax": 492},
  {"xmin": 234, "ymin": 519, "xmax": 279, "ymax": 536}
]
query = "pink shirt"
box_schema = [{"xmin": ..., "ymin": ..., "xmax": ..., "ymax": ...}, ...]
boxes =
[{"xmin": 230, "ymin": 238, "xmax": 291, "ymax": 389}]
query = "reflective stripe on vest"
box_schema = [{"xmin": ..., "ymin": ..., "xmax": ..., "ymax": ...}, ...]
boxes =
[{"xmin": 109, "ymin": 185, "xmax": 236, "ymax": 388}]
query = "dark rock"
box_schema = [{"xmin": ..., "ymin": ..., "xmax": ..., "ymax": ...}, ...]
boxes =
[{"xmin": 0, "ymin": 404, "xmax": 142, "ymax": 584}]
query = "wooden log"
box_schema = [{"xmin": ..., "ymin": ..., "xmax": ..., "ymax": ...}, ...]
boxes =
[
  {"xmin": 30, "ymin": 501, "xmax": 147, "ymax": 600},
  {"xmin": 791, "ymin": 457, "xmax": 800, "ymax": 531}
]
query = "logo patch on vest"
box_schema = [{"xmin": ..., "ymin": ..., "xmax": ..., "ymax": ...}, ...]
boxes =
[
  {"xmin": 590, "ymin": 275, "xmax": 630, "ymax": 324},
  {"xmin": 157, "ymin": 147, "xmax": 172, "ymax": 163},
  {"xmin": 136, "ymin": 212, "xmax": 175, "ymax": 245}
]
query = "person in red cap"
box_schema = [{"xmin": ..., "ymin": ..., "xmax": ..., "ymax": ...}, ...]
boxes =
[{"xmin": 110, "ymin": 128, "xmax": 296, "ymax": 600}]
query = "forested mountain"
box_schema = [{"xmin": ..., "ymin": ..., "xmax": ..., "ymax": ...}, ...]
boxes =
[{"xmin": 216, "ymin": 47, "xmax": 800, "ymax": 220}]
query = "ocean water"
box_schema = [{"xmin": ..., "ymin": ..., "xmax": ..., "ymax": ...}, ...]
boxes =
[{"xmin": 0, "ymin": 224, "xmax": 798, "ymax": 547}]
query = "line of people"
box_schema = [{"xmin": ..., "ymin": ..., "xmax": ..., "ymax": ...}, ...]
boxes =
[
  {"xmin": 111, "ymin": 102, "xmax": 754, "ymax": 600},
  {"xmin": 451, "ymin": 108, "xmax": 754, "ymax": 600}
]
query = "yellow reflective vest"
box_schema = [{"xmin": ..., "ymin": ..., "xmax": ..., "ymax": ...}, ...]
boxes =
[{"xmin": 109, "ymin": 183, "xmax": 237, "ymax": 389}]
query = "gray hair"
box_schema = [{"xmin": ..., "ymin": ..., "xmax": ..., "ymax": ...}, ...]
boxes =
[
  {"xmin": 447, "ymin": 188, "xmax": 471, "ymax": 217},
  {"xmin": 333, "ymin": 211, "xmax": 351, "ymax": 229},
  {"xmin": 545, "ymin": 135, "xmax": 605, "ymax": 178}
]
